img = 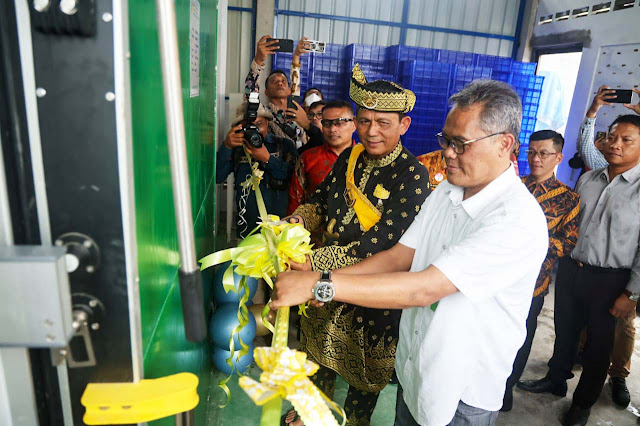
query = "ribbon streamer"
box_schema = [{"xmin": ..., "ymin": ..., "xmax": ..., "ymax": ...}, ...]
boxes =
[
  {"xmin": 240, "ymin": 347, "xmax": 346, "ymax": 426},
  {"xmin": 199, "ymin": 147, "xmax": 340, "ymax": 424}
]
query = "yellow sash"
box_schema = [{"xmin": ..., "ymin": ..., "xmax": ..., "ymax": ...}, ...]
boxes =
[{"xmin": 345, "ymin": 144, "xmax": 382, "ymax": 231}]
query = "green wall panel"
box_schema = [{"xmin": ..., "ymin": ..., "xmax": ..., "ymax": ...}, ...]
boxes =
[{"xmin": 128, "ymin": 0, "xmax": 217, "ymax": 423}]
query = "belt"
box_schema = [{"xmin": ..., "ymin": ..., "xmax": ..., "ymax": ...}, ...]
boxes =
[{"xmin": 569, "ymin": 257, "xmax": 629, "ymax": 274}]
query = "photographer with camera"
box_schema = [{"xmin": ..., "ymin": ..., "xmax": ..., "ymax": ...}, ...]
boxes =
[
  {"xmin": 216, "ymin": 96, "xmax": 298, "ymax": 239},
  {"xmin": 245, "ymin": 35, "xmax": 310, "ymax": 149}
]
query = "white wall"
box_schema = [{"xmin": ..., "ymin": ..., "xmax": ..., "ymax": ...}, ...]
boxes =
[{"xmin": 533, "ymin": 1, "xmax": 640, "ymax": 184}]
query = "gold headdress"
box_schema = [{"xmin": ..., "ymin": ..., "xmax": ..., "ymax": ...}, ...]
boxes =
[{"xmin": 349, "ymin": 64, "xmax": 416, "ymax": 113}]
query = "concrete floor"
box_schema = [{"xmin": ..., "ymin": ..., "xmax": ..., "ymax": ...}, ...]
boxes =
[{"xmin": 496, "ymin": 285, "xmax": 640, "ymax": 426}]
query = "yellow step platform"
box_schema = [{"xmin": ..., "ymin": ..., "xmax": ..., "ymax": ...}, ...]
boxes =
[{"xmin": 81, "ymin": 372, "xmax": 199, "ymax": 424}]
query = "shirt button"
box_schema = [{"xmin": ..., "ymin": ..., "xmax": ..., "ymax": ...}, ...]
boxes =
[
  {"xmin": 442, "ymin": 245, "xmax": 446, "ymax": 250},
  {"xmin": 409, "ymin": 357, "xmax": 412, "ymax": 361},
  {"xmin": 415, "ymin": 330, "xmax": 419, "ymax": 335},
  {"xmin": 454, "ymin": 213, "xmax": 457, "ymax": 219}
]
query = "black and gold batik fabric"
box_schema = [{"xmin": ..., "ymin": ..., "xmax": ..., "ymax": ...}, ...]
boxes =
[{"xmin": 292, "ymin": 141, "xmax": 429, "ymax": 393}]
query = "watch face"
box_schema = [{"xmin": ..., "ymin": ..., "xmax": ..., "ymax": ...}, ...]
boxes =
[{"xmin": 315, "ymin": 282, "xmax": 334, "ymax": 303}]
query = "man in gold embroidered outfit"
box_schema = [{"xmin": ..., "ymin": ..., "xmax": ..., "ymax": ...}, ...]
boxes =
[{"xmin": 283, "ymin": 65, "xmax": 429, "ymax": 426}]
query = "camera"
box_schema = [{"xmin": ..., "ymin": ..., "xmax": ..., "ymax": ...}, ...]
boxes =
[{"xmin": 243, "ymin": 93, "xmax": 264, "ymax": 148}]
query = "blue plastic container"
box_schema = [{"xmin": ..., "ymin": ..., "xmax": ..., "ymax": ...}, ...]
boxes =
[{"xmin": 438, "ymin": 49, "xmax": 476, "ymax": 65}]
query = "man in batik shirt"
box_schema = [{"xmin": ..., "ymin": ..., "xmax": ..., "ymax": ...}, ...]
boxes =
[
  {"xmin": 502, "ymin": 130, "xmax": 580, "ymax": 411},
  {"xmin": 282, "ymin": 65, "xmax": 429, "ymax": 426},
  {"xmin": 417, "ymin": 147, "xmax": 520, "ymax": 191}
]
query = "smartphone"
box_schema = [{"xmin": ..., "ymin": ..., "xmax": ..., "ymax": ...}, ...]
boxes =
[
  {"xmin": 609, "ymin": 89, "xmax": 633, "ymax": 104},
  {"xmin": 287, "ymin": 95, "xmax": 301, "ymax": 109},
  {"xmin": 307, "ymin": 40, "xmax": 326, "ymax": 54},
  {"xmin": 596, "ymin": 131, "xmax": 607, "ymax": 140},
  {"xmin": 266, "ymin": 38, "xmax": 294, "ymax": 53}
]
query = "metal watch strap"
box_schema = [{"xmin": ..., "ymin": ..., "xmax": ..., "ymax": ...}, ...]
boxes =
[{"xmin": 623, "ymin": 289, "xmax": 640, "ymax": 301}]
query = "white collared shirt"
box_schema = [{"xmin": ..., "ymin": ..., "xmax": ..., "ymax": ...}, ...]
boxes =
[{"xmin": 396, "ymin": 165, "xmax": 548, "ymax": 426}]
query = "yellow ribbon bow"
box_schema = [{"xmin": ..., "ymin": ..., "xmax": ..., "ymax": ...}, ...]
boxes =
[
  {"xmin": 239, "ymin": 347, "xmax": 345, "ymax": 426},
  {"xmin": 200, "ymin": 217, "xmax": 313, "ymax": 293}
]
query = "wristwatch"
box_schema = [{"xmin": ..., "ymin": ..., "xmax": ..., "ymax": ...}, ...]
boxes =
[
  {"xmin": 312, "ymin": 270, "xmax": 335, "ymax": 303},
  {"xmin": 623, "ymin": 289, "xmax": 640, "ymax": 302}
]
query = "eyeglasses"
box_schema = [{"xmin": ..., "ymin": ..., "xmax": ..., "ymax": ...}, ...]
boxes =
[
  {"xmin": 436, "ymin": 131, "xmax": 506, "ymax": 154},
  {"xmin": 525, "ymin": 149, "xmax": 558, "ymax": 160},
  {"xmin": 307, "ymin": 112, "xmax": 322, "ymax": 119},
  {"xmin": 321, "ymin": 118, "xmax": 354, "ymax": 128}
]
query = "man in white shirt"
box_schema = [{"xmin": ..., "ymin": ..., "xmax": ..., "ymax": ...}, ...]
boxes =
[{"xmin": 272, "ymin": 80, "xmax": 549, "ymax": 425}]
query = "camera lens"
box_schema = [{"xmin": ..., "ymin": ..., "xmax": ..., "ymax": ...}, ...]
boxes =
[{"xmin": 249, "ymin": 133, "xmax": 262, "ymax": 146}]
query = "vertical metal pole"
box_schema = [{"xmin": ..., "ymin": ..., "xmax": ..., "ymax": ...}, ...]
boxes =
[
  {"xmin": 511, "ymin": 0, "xmax": 527, "ymax": 59},
  {"xmin": 175, "ymin": 410, "xmax": 195, "ymax": 426},
  {"xmin": 155, "ymin": 0, "xmax": 206, "ymax": 342},
  {"xmin": 0, "ymin": 124, "xmax": 39, "ymax": 426},
  {"xmin": 399, "ymin": 0, "xmax": 410, "ymax": 46},
  {"xmin": 11, "ymin": 1, "xmax": 73, "ymax": 424}
]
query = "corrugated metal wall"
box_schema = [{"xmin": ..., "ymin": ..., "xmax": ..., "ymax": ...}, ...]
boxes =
[
  {"xmin": 225, "ymin": 0, "xmax": 522, "ymax": 93},
  {"xmin": 276, "ymin": 0, "xmax": 519, "ymax": 55},
  {"xmin": 226, "ymin": 0, "xmax": 253, "ymax": 94},
  {"xmin": 405, "ymin": 0, "xmax": 518, "ymax": 56}
]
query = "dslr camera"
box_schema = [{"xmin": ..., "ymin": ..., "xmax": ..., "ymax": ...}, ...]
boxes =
[{"xmin": 242, "ymin": 92, "xmax": 264, "ymax": 148}]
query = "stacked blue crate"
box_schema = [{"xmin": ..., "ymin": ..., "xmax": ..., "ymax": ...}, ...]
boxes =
[
  {"xmin": 475, "ymin": 55, "xmax": 513, "ymax": 82},
  {"xmin": 512, "ymin": 62, "xmax": 537, "ymax": 75},
  {"xmin": 309, "ymin": 53, "xmax": 348, "ymax": 101},
  {"xmin": 450, "ymin": 65, "xmax": 493, "ymax": 98},
  {"xmin": 386, "ymin": 45, "xmax": 438, "ymax": 76},
  {"xmin": 509, "ymin": 73, "xmax": 545, "ymax": 175},
  {"xmin": 400, "ymin": 60, "xmax": 453, "ymax": 155},
  {"xmin": 438, "ymin": 49, "xmax": 476, "ymax": 66},
  {"xmin": 277, "ymin": 44, "xmax": 544, "ymax": 166}
]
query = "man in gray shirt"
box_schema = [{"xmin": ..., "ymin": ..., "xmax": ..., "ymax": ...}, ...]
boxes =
[
  {"xmin": 573, "ymin": 87, "xmax": 640, "ymax": 408},
  {"xmin": 519, "ymin": 114, "xmax": 640, "ymax": 426}
]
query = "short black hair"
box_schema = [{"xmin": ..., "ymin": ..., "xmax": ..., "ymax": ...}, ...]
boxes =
[
  {"xmin": 309, "ymin": 100, "xmax": 327, "ymax": 111},
  {"xmin": 530, "ymin": 129, "xmax": 564, "ymax": 152},
  {"xmin": 323, "ymin": 100, "xmax": 354, "ymax": 116},
  {"xmin": 609, "ymin": 114, "xmax": 640, "ymax": 133},
  {"xmin": 266, "ymin": 69, "xmax": 289, "ymax": 88},
  {"xmin": 304, "ymin": 87, "xmax": 324, "ymax": 99}
]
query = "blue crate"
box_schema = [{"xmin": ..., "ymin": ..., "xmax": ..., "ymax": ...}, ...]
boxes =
[
  {"xmin": 387, "ymin": 45, "xmax": 439, "ymax": 62},
  {"xmin": 450, "ymin": 65, "xmax": 493, "ymax": 95},
  {"xmin": 386, "ymin": 46, "xmax": 439, "ymax": 75},
  {"xmin": 520, "ymin": 89, "xmax": 542, "ymax": 107},
  {"xmin": 312, "ymin": 57, "xmax": 346, "ymax": 73},
  {"xmin": 321, "ymin": 43, "xmax": 346, "ymax": 59},
  {"xmin": 273, "ymin": 52, "xmax": 311, "ymax": 71},
  {"xmin": 310, "ymin": 71, "xmax": 349, "ymax": 89},
  {"xmin": 347, "ymin": 59, "xmax": 387, "ymax": 75},
  {"xmin": 512, "ymin": 61, "xmax": 537, "ymax": 75},
  {"xmin": 475, "ymin": 55, "xmax": 513, "ymax": 72},
  {"xmin": 509, "ymin": 73, "xmax": 544, "ymax": 91},
  {"xmin": 522, "ymin": 103, "xmax": 539, "ymax": 118},
  {"xmin": 346, "ymin": 44, "xmax": 387, "ymax": 62},
  {"xmin": 492, "ymin": 71, "xmax": 511, "ymax": 82},
  {"xmin": 400, "ymin": 61, "xmax": 452, "ymax": 97},
  {"xmin": 438, "ymin": 49, "xmax": 476, "ymax": 65},
  {"xmin": 410, "ymin": 107, "xmax": 447, "ymax": 128},
  {"xmin": 402, "ymin": 136, "xmax": 441, "ymax": 157},
  {"xmin": 521, "ymin": 117, "xmax": 537, "ymax": 132}
]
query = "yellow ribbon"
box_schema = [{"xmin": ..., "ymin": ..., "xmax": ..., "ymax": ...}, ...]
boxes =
[
  {"xmin": 239, "ymin": 347, "xmax": 346, "ymax": 426},
  {"xmin": 345, "ymin": 144, "xmax": 382, "ymax": 231},
  {"xmin": 200, "ymin": 218, "xmax": 313, "ymax": 292},
  {"xmin": 199, "ymin": 147, "xmax": 333, "ymax": 423},
  {"xmin": 199, "ymin": 218, "xmax": 314, "ymax": 406}
]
